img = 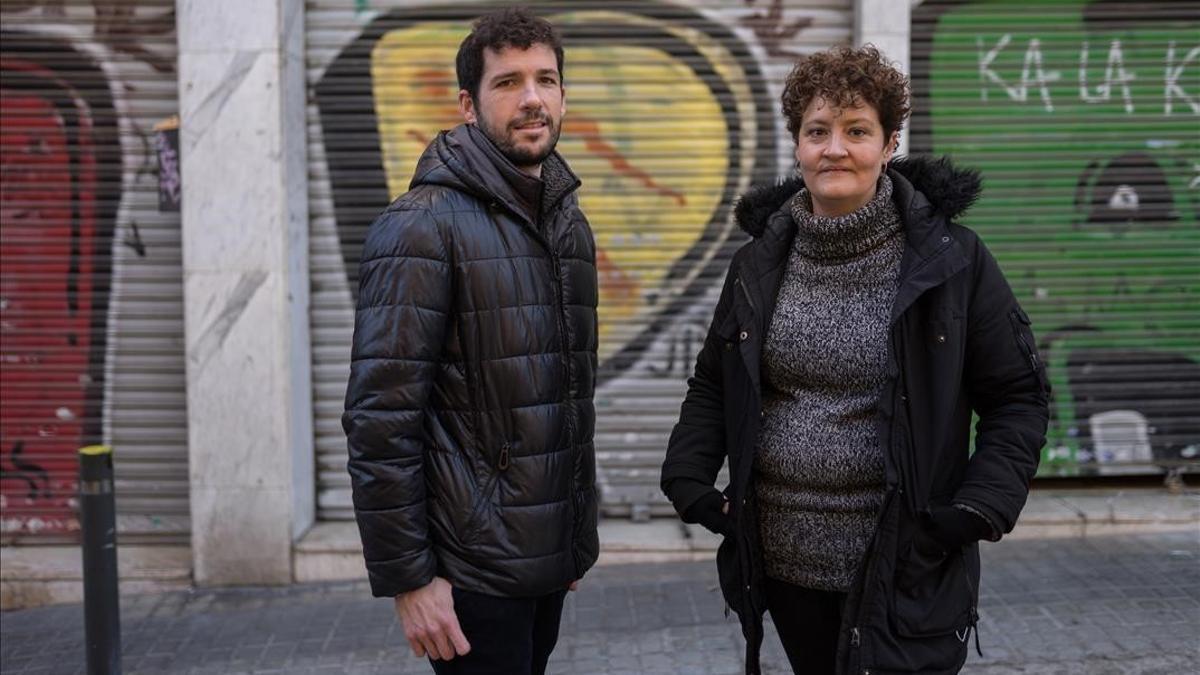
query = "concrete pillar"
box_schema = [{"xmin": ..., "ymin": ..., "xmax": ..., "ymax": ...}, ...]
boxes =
[
  {"xmin": 177, "ymin": 0, "xmax": 313, "ymax": 585},
  {"xmin": 855, "ymin": 0, "xmax": 914, "ymax": 155}
]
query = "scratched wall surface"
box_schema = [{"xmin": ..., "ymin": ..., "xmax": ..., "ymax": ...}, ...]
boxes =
[
  {"xmin": 307, "ymin": 0, "xmax": 854, "ymax": 518},
  {"xmin": 911, "ymin": 0, "xmax": 1200, "ymax": 475},
  {"xmin": 0, "ymin": 2, "xmax": 189, "ymax": 542}
]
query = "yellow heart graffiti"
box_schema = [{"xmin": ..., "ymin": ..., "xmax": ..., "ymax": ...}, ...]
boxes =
[{"xmin": 370, "ymin": 21, "xmax": 728, "ymax": 363}]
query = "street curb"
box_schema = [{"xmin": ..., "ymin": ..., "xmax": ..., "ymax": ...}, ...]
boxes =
[
  {"xmin": 595, "ymin": 489, "xmax": 1200, "ymax": 563},
  {"xmin": 0, "ymin": 545, "xmax": 191, "ymax": 610},
  {"xmin": 3, "ymin": 489, "xmax": 1195, "ymax": 608},
  {"xmin": 292, "ymin": 488, "xmax": 1199, "ymax": 573}
]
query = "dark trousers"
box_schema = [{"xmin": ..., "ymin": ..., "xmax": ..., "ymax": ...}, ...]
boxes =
[
  {"xmin": 429, "ymin": 586, "xmax": 568, "ymax": 675},
  {"xmin": 765, "ymin": 576, "xmax": 847, "ymax": 675}
]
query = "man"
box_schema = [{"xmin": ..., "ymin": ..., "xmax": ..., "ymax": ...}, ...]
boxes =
[{"xmin": 342, "ymin": 8, "xmax": 599, "ymax": 675}]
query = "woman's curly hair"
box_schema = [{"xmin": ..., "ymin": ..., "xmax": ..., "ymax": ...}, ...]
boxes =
[{"xmin": 780, "ymin": 45, "xmax": 911, "ymax": 144}]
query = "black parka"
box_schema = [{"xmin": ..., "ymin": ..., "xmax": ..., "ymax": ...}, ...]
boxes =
[
  {"xmin": 343, "ymin": 124, "xmax": 600, "ymax": 600},
  {"xmin": 661, "ymin": 156, "xmax": 1050, "ymax": 674}
]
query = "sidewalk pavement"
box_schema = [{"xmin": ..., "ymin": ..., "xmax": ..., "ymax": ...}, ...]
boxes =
[
  {"xmin": 589, "ymin": 488, "xmax": 1200, "ymax": 565},
  {"xmin": 2, "ymin": 489, "xmax": 1198, "ymax": 674},
  {"xmin": 292, "ymin": 489, "xmax": 1200, "ymax": 580}
]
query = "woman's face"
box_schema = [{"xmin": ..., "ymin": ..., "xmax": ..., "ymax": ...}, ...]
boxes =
[{"xmin": 794, "ymin": 97, "xmax": 896, "ymax": 217}]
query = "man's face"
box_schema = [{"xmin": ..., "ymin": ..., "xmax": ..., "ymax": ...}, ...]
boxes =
[{"xmin": 459, "ymin": 44, "xmax": 565, "ymax": 173}]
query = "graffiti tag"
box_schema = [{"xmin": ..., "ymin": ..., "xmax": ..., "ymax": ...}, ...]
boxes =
[
  {"xmin": 738, "ymin": 0, "xmax": 813, "ymax": 60},
  {"xmin": 978, "ymin": 35, "xmax": 1198, "ymax": 114},
  {"xmin": 0, "ymin": 442, "xmax": 52, "ymax": 501},
  {"xmin": 647, "ymin": 320, "xmax": 709, "ymax": 378}
]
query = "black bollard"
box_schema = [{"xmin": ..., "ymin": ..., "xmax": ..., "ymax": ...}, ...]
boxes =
[{"xmin": 79, "ymin": 444, "xmax": 121, "ymax": 674}]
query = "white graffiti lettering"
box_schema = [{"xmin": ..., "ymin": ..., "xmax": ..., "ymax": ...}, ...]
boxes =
[
  {"xmin": 977, "ymin": 34, "xmax": 1018, "ymax": 103},
  {"xmin": 1020, "ymin": 38, "xmax": 1061, "ymax": 112},
  {"xmin": 1164, "ymin": 41, "xmax": 1200, "ymax": 116},
  {"xmin": 1079, "ymin": 40, "xmax": 1136, "ymax": 114},
  {"xmin": 977, "ymin": 34, "xmax": 1060, "ymax": 112},
  {"xmin": 982, "ymin": 34, "xmax": 1199, "ymax": 116}
]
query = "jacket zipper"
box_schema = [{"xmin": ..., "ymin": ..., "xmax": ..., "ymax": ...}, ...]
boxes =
[
  {"xmin": 959, "ymin": 548, "xmax": 983, "ymax": 656},
  {"xmin": 551, "ymin": 252, "xmax": 580, "ymax": 576},
  {"xmin": 551, "ymin": 254, "xmax": 574, "ymax": 451},
  {"xmin": 1009, "ymin": 311, "xmax": 1042, "ymax": 375},
  {"xmin": 735, "ymin": 274, "xmax": 759, "ymax": 317},
  {"xmin": 849, "ymin": 488, "xmax": 895, "ymax": 674},
  {"xmin": 849, "ymin": 325, "xmax": 906, "ymax": 673}
]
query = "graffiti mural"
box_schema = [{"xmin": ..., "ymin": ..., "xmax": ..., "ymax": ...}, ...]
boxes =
[
  {"xmin": 308, "ymin": 0, "xmax": 842, "ymax": 516},
  {"xmin": 1, "ymin": 1, "xmax": 187, "ymax": 539},
  {"xmin": 739, "ymin": 0, "xmax": 815, "ymax": 59},
  {"xmin": 912, "ymin": 0, "xmax": 1200, "ymax": 475},
  {"xmin": 0, "ymin": 31, "xmax": 119, "ymax": 535},
  {"xmin": 316, "ymin": 2, "xmax": 780, "ymax": 379}
]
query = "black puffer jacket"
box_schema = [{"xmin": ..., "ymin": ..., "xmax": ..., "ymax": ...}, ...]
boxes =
[
  {"xmin": 343, "ymin": 124, "xmax": 600, "ymax": 599},
  {"xmin": 661, "ymin": 156, "xmax": 1050, "ymax": 674}
]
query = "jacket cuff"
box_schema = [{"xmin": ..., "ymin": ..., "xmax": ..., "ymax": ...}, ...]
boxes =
[
  {"xmin": 365, "ymin": 547, "xmax": 438, "ymax": 598},
  {"xmin": 664, "ymin": 478, "xmax": 717, "ymax": 521},
  {"xmin": 953, "ymin": 502, "xmax": 1002, "ymax": 542}
]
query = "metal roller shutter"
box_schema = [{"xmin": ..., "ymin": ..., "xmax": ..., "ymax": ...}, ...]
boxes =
[
  {"xmin": 911, "ymin": 0, "xmax": 1199, "ymax": 476},
  {"xmin": 306, "ymin": 0, "xmax": 852, "ymax": 521},
  {"xmin": 1, "ymin": 2, "xmax": 188, "ymax": 544}
]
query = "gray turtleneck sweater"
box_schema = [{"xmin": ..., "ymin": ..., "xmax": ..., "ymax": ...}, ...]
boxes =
[{"xmin": 755, "ymin": 175, "xmax": 904, "ymax": 592}]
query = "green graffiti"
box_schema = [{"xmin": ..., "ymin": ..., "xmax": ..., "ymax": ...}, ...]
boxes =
[{"xmin": 923, "ymin": 0, "xmax": 1200, "ymax": 474}]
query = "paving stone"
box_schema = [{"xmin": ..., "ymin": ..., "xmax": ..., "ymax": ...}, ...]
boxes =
[{"xmin": 3, "ymin": 530, "xmax": 1199, "ymax": 673}]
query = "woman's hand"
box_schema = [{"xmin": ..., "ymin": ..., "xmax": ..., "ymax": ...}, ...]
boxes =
[
  {"xmin": 685, "ymin": 490, "xmax": 734, "ymax": 537},
  {"xmin": 923, "ymin": 504, "xmax": 995, "ymax": 552}
]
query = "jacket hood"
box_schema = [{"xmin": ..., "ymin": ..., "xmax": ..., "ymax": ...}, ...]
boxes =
[
  {"xmin": 409, "ymin": 123, "xmax": 580, "ymax": 226},
  {"xmin": 733, "ymin": 155, "xmax": 982, "ymax": 238}
]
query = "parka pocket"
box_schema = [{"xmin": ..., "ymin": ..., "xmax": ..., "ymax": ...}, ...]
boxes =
[
  {"xmin": 462, "ymin": 446, "xmax": 506, "ymax": 545},
  {"xmin": 1008, "ymin": 308, "xmax": 1051, "ymax": 394},
  {"xmin": 891, "ymin": 525, "xmax": 974, "ymax": 638},
  {"xmin": 715, "ymin": 311, "xmax": 741, "ymax": 353},
  {"xmin": 716, "ymin": 535, "xmax": 745, "ymax": 616},
  {"xmin": 571, "ymin": 483, "xmax": 600, "ymax": 577}
]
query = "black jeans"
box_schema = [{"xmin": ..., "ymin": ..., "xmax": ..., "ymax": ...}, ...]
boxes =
[
  {"xmin": 429, "ymin": 586, "xmax": 568, "ymax": 675},
  {"xmin": 765, "ymin": 576, "xmax": 847, "ymax": 675}
]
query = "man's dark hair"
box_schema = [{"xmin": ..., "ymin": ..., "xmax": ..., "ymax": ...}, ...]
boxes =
[{"xmin": 455, "ymin": 7, "xmax": 564, "ymax": 101}]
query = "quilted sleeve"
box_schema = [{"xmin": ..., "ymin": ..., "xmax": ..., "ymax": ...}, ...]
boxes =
[
  {"xmin": 342, "ymin": 203, "xmax": 451, "ymax": 597},
  {"xmin": 958, "ymin": 237, "xmax": 1049, "ymax": 536}
]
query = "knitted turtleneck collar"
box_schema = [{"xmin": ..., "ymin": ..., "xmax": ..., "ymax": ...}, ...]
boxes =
[{"xmin": 788, "ymin": 174, "xmax": 903, "ymax": 263}]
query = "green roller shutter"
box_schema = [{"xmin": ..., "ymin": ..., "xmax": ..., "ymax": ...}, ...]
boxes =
[{"xmin": 911, "ymin": 0, "xmax": 1199, "ymax": 476}]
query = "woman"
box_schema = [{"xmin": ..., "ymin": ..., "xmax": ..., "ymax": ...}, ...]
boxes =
[{"xmin": 660, "ymin": 45, "xmax": 1049, "ymax": 675}]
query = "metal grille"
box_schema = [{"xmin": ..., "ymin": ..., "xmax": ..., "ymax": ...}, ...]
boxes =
[
  {"xmin": 305, "ymin": 0, "xmax": 852, "ymax": 520},
  {"xmin": 1, "ymin": 1, "xmax": 188, "ymax": 544},
  {"xmin": 910, "ymin": 0, "xmax": 1200, "ymax": 476}
]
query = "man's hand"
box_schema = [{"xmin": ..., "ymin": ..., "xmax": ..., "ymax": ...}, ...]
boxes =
[
  {"xmin": 568, "ymin": 579, "xmax": 580, "ymax": 591},
  {"xmin": 393, "ymin": 577, "xmax": 470, "ymax": 660}
]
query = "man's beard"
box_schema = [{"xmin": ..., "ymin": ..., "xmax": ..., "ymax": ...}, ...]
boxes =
[{"xmin": 477, "ymin": 110, "xmax": 561, "ymax": 168}]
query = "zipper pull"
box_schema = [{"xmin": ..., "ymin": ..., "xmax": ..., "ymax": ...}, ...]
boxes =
[
  {"xmin": 498, "ymin": 443, "xmax": 510, "ymax": 471},
  {"xmin": 850, "ymin": 627, "xmax": 861, "ymax": 646},
  {"xmin": 971, "ymin": 606, "xmax": 983, "ymax": 657}
]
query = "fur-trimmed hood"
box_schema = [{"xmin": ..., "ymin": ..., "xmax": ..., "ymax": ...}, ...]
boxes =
[{"xmin": 733, "ymin": 155, "xmax": 982, "ymax": 238}]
